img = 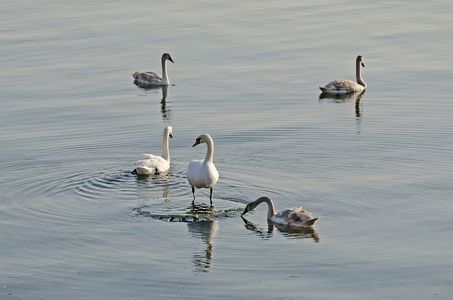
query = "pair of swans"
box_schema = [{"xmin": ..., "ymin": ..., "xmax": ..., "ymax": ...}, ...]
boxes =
[
  {"xmin": 132, "ymin": 53, "xmax": 366, "ymax": 95},
  {"xmin": 133, "ymin": 126, "xmax": 219, "ymax": 205}
]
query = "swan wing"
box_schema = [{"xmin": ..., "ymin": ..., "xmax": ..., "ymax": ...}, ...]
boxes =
[
  {"xmin": 187, "ymin": 160, "xmax": 203, "ymax": 186},
  {"xmin": 320, "ymin": 80, "xmax": 363, "ymax": 93},
  {"xmin": 132, "ymin": 71, "xmax": 163, "ymax": 85},
  {"xmin": 187, "ymin": 160, "xmax": 219, "ymax": 188},
  {"xmin": 276, "ymin": 209, "xmax": 302, "ymax": 221},
  {"xmin": 275, "ymin": 208, "xmax": 314, "ymax": 221},
  {"xmin": 136, "ymin": 154, "xmax": 169, "ymax": 174}
]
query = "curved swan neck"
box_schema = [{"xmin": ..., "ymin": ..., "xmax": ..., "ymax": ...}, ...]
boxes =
[
  {"xmin": 203, "ymin": 136, "xmax": 214, "ymax": 164},
  {"xmin": 161, "ymin": 56, "xmax": 170, "ymax": 84},
  {"xmin": 356, "ymin": 57, "xmax": 366, "ymax": 88},
  {"xmin": 255, "ymin": 197, "xmax": 276, "ymax": 219},
  {"xmin": 162, "ymin": 129, "xmax": 171, "ymax": 162}
]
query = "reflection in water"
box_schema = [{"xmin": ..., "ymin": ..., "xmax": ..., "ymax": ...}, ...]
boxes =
[
  {"xmin": 135, "ymin": 172, "xmax": 173, "ymax": 202},
  {"xmin": 319, "ymin": 90, "xmax": 365, "ymax": 118},
  {"xmin": 241, "ymin": 216, "xmax": 320, "ymax": 242},
  {"xmin": 159, "ymin": 85, "xmax": 170, "ymax": 121},
  {"xmin": 187, "ymin": 203, "xmax": 219, "ymax": 272},
  {"xmin": 136, "ymin": 84, "xmax": 171, "ymax": 121}
]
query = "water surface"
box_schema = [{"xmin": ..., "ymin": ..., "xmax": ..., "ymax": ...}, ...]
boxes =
[{"xmin": 1, "ymin": 1, "xmax": 453, "ymax": 299}]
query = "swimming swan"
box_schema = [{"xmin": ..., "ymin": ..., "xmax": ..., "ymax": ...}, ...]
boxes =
[
  {"xmin": 186, "ymin": 133, "xmax": 219, "ymax": 205},
  {"xmin": 133, "ymin": 53, "xmax": 174, "ymax": 86},
  {"xmin": 133, "ymin": 126, "xmax": 173, "ymax": 175},
  {"xmin": 241, "ymin": 196, "xmax": 320, "ymax": 227},
  {"xmin": 319, "ymin": 55, "xmax": 366, "ymax": 94}
]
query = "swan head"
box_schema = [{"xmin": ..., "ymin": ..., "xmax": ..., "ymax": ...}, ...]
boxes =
[
  {"xmin": 241, "ymin": 202, "xmax": 257, "ymax": 216},
  {"xmin": 192, "ymin": 133, "xmax": 211, "ymax": 147},
  {"xmin": 165, "ymin": 125, "xmax": 173, "ymax": 139},
  {"xmin": 162, "ymin": 53, "xmax": 175, "ymax": 64},
  {"xmin": 357, "ymin": 55, "xmax": 365, "ymax": 68}
]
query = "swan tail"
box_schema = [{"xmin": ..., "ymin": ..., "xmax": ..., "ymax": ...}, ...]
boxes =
[
  {"xmin": 305, "ymin": 217, "xmax": 320, "ymax": 226},
  {"xmin": 135, "ymin": 166, "xmax": 154, "ymax": 175}
]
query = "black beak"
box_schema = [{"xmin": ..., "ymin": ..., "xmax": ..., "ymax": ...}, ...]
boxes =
[
  {"xmin": 169, "ymin": 57, "xmax": 175, "ymax": 64},
  {"xmin": 361, "ymin": 62, "xmax": 365, "ymax": 67}
]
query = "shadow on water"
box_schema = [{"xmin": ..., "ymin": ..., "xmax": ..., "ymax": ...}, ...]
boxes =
[
  {"xmin": 319, "ymin": 90, "xmax": 365, "ymax": 118},
  {"xmin": 135, "ymin": 84, "xmax": 171, "ymax": 121},
  {"xmin": 241, "ymin": 216, "xmax": 320, "ymax": 242}
]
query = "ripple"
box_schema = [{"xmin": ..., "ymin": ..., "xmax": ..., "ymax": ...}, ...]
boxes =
[
  {"xmin": 133, "ymin": 198, "xmax": 243, "ymax": 222},
  {"xmin": 74, "ymin": 170, "xmax": 134, "ymax": 199}
]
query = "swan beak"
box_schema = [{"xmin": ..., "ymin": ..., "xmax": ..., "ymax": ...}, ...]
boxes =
[
  {"xmin": 192, "ymin": 139, "xmax": 200, "ymax": 147},
  {"xmin": 361, "ymin": 62, "xmax": 365, "ymax": 67},
  {"xmin": 169, "ymin": 57, "xmax": 175, "ymax": 64},
  {"xmin": 169, "ymin": 134, "xmax": 173, "ymax": 139}
]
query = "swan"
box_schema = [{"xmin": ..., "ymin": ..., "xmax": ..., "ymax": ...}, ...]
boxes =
[
  {"xmin": 133, "ymin": 53, "xmax": 174, "ymax": 86},
  {"xmin": 186, "ymin": 133, "xmax": 219, "ymax": 205},
  {"xmin": 133, "ymin": 126, "xmax": 173, "ymax": 175},
  {"xmin": 319, "ymin": 55, "xmax": 366, "ymax": 94},
  {"xmin": 241, "ymin": 196, "xmax": 320, "ymax": 227}
]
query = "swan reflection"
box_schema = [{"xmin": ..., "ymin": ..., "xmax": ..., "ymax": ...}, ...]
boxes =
[
  {"xmin": 134, "ymin": 172, "xmax": 173, "ymax": 202},
  {"xmin": 241, "ymin": 216, "xmax": 320, "ymax": 242},
  {"xmin": 135, "ymin": 84, "xmax": 171, "ymax": 121},
  {"xmin": 319, "ymin": 90, "xmax": 364, "ymax": 118},
  {"xmin": 187, "ymin": 203, "xmax": 218, "ymax": 272}
]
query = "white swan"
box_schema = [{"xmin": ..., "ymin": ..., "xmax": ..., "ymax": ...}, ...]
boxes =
[
  {"xmin": 133, "ymin": 126, "xmax": 173, "ymax": 175},
  {"xmin": 241, "ymin": 196, "xmax": 320, "ymax": 227},
  {"xmin": 319, "ymin": 55, "xmax": 366, "ymax": 94},
  {"xmin": 133, "ymin": 53, "xmax": 174, "ymax": 86},
  {"xmin": 186, "ymin": 133, "xmax": 219, "ymax": 205}
]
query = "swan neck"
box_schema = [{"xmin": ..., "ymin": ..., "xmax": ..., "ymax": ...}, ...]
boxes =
[
  {"xmin": 162, "ymin": 132, "xmax": 170, "ymax": 162},
  {"xmin": 356, "ymin": 60, "xmax": 366, "ymax": 88},
  {"xmin": 203, "ymin": 137, "xmax": 214, "ymax": 164},
  {"xmin": 255, "ymin": 197, "xmax": 276, "ymax": 219},
  {"xmin": 161, "ymin": 56, "xmax": 170, "ymax": 84}
]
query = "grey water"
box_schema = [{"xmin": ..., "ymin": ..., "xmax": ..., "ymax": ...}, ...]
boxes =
[{"xmin": 1, "ymin": 1, "xmax": 453, "ymax": 299}]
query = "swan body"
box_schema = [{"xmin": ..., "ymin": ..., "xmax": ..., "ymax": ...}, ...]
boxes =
[
  {"xmin": 186, "ymin": 133, "xmax": 219, "ymax": 205},
  {"xmin": 133, "ymin": 53, "xmax": 174, "ymax": 86},
  {"xmin": 242, "ymin": 196, "xmax": 320, "ymax": 227},
  {"xmin": 319, "ymin": 55, "xmax": 366, "ymax": 94},
  {"xmin": 133, "ymin": 126, "xmax": 173, "ymax": 175}
]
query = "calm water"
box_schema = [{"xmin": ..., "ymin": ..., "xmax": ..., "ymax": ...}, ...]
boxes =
[{"xmin": 1, "ymin": 1, "xmax": 453, "ymax": 299}]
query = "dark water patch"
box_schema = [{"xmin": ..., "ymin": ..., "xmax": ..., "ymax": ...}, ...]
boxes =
[{"xmin": 133, "ymin": 199, "xmax": 243, "ymax": 223}]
